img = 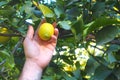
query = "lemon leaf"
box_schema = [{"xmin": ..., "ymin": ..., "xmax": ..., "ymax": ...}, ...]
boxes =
[
  {"xmin": 71, "ymin": 15, "xmax": 84, "ymax": 41},
  {"xmin": 83, "ymin": 17, "xmax": 120, "ymax": 39},
  {"xmin": 39, "ymin": 4, "xmax": 54, "ymax": 17},
  {"xmin": 32, "ymin": 1, "xmax": 54, "ymax": 18},
  {"xmin": 96, "ymin": 26, "xmax": 119, "ymax": 45},
  {"xmin": 0, "ymin": 1, "xmax": 8, "ymax": 7},
  {"xmin": 58, "ymin": 21, "xmax": 71, "ymax": 30}
]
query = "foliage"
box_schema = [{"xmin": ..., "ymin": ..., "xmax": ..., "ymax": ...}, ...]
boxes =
[{"xmin": 0, "ymin": 0, "xmax": 120, "ymax": 80}]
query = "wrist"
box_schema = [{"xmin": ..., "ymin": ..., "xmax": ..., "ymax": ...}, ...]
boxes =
[
  {"xmin": 19, "ymin": 59, "xmax": 43, "ymax": 80},
  {"xmin": 26, "ymin": 58, "xmax": 45, "ymax": 70},
  {"xmin": 25, "ymin": 59, "xmax": 43, "ymax": 71}
]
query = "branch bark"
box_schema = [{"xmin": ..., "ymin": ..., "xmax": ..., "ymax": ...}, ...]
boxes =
[
  {"xmin": 0, "ymin": 59, "xmax": 6, "ymax": 66},
  {"xmin": 12, "ymin": 37, "xmax": 24, "ymax": 55},
  {"xmin": 0, "ymin": 33, "xmax": 22, "ymax": 37}
]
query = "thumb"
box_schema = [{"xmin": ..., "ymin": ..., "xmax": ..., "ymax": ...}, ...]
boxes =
[{"xmin": 26, "ymin": 25, "xmax": 34, "ymax": 39}]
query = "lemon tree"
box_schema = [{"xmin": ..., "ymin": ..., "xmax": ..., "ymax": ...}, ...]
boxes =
[{"xmin": 0, "ymin": 0, "xmax": 120, "ymax": 80}]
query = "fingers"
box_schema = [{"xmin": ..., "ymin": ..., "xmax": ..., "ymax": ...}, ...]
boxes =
[
  {"xmin": 52, "ymin": 22, "xmax": 57, "ymax": 28},
  {"xmin": 26, "ymin": 25, "xmax": 34, "ymax": 39},
  {"xmin": 49, "ymin": 28, "xmax": 59, "ymax": 42},
  {"xmin": 54, "ymin": 28, "xmax": 59, "ymax": 37},
  {"xmin": 49, "ymin": 23, "xmax": 58, "ymax": 42},
  {"xmin": 34, "ymin": 19, "xmax": 58, "ymax": 40}
]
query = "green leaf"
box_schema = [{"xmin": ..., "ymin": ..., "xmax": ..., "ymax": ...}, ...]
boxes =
[
  {"xmin": 54, "ymin": 5, "xmax": 64, "ymax": 18},
  {"xmin": 0, "ymin": 6, "xmax": 15, "ymax": 17},
  {"xmin": 114, "ymin": 67, "xmax": 120, "ymax": 80},
  {"xmin": 83, "ymin": 17, "xmax": 120, "ymax": 38},
  {"xmin": 92, "ymin": 2, "xmax": 105, "ymax": 18},
  {"xmin": 0, "ymin": 50, "xmax": 15, "ymax": 68},
  {"xmin": 71, "ymin": 15, "xmax": 84, "ymax": 41},
  {"xmin": 66, "ymin": 0, "xmax": 79, "ymax": 6},
  {"xmin": 63, "ymin": 74, "xmax": 77, "ymax": 80},
  {"xmin": 96, "ymin": 57, "xmax": 109, "ymax": 66},
  {"xmin": 0, "ymin": 1, "xmax": 8, "ymax": 6},
  {"xmin": 106, "ymin": 44, "xmax": 120, "ymax": 63},
  {"xmin": 58, "ymin": 21, "xmax": 71, "ymax": 30},
  {"xmin": 24, "ymin": 1, "xmax": 34, "ymax": 14},
  {"xmin": 66, "ymin": 7, "xmax": 80, "ymax": 18},
  {"xmin": 32, "ymin": 1, "xmax": 54, "ymax": 18},
  {"xmin": 85, "ymin": 57, "xmax": 99, "ymax": 77},
  {"xmin": 0, "ymin": 50, "xmax": 10, "ymax": 57},
  {"xmin": 93, "ymin": 65, "xmax": 112, "ymax": 80},
  {"xmin": 39, "ymin": 4, "xmax": 54, "ymax": 17},
  {"xmin": 108, "ymin": 52, "xmax": 116, "ymax": 63},
  {"xmin": 105, "ymin": 73, "xmax": 118, "ymax": 80},
  {"xmin": 107, "ymin": 44, "xmax": 120, "ymax": 53},
  {"xmin": 73, "ymin": 69, "xmax": 82, "ymax": 80},
  {"xmin": 96, "ymin": 26, "xmax": 119, "ymax": 45}
]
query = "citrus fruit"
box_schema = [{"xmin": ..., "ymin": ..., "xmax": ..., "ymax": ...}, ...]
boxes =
[
  {"xmin": 38, "ymin": 23, "xmax": 54, "ymax": 41},
  {"xmin": 0, "ymin": 27, "xmax": 11, "ymax": 44}
]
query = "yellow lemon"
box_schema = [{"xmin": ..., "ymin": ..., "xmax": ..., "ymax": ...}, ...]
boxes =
[
  {"xmin": 0, "ymin": 27, "xmax": 11, "ymax": 44},
  {"xmin": 38, "ymin": 23, "xmax": 54, "ymax": 41}
]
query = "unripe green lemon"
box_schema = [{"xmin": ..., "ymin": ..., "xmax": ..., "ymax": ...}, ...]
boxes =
[
  {"xmin": 38, "ymin": 23, "xmax": 54, "ymax": 41},
  {"xmin": 0, "ymin": 27, "xmax": 11, "ymax": 44}
]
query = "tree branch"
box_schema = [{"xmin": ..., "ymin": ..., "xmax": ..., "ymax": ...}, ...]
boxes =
[
  {"xmin": 12, "ymin": 37, "xmax": 24, "ymax": 55},
  {"xmin": 84, "ymin": 47, "xmax": 106, "ymax": 66},
  {"xmin": 110, "ymin": 39, "xmax": 120, "ymax": 45},
  {"xmin": 0, "ymin": 33, "xmax": 22, "ymax": 37},
  {"xmin": 90, "ymin": 44, "xmax": 105, "ymax": 52},
  {"xmin": 0, "ymin": 59, "xmax": 6, "ymax": 66}
]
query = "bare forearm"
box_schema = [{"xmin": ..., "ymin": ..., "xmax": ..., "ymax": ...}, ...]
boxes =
[{"xmin": 19, "ymin": 60, "xmax": 43, "ymax": 80}]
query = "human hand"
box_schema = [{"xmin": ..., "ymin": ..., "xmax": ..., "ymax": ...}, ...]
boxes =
[
  {"xmin": 19, "ymin": 20, "xmax": 59, "ymax": 80},
  {"xmin": 23, "ymin": 20, "xmax": 59, "ymax": 69}
]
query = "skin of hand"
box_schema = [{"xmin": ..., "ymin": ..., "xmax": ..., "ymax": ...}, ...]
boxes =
[
  {"xmin": 24, "ymin": 21, "xmax": 59, "ymax": 69},
  {"xmin": 19, "ymin": 20, "xmax": 59, "ymax": 80}
]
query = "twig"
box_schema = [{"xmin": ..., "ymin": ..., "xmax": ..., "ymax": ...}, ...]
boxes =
[
  {"xmin": 0, "ymin": 33, "xmax": 22, "ymax": 37},
  {"xmin": 0, "ymin": 59, "xmax": 6, "ymax": 66},
  {"xmin": 90, "ymin": 44, "xmax": 105, "ymax": 52},
  {"xmin": 11, "ymin": 37, "xmax": 24, "ymax": 55},
  {"xmin": 58, "ymin": 34, "xmax": 73, "ymax": 39},
  {"xmin": 0, "ymin": 24, "xmax": 20, "ymax": 33},
  {"xmin": 86, "ymin": 34, "xmax": 120, "ymax": 45},
  {"xmin": 113, "ymin": 9, "xmax": 120, "ymax": 14},
  {"xmin": 85, "ymin": 47, "xmax": 106, "ymax": 66},
  {"xmin": 110, "ymin": 39, "xmax": 120, "ymax": 45}
]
